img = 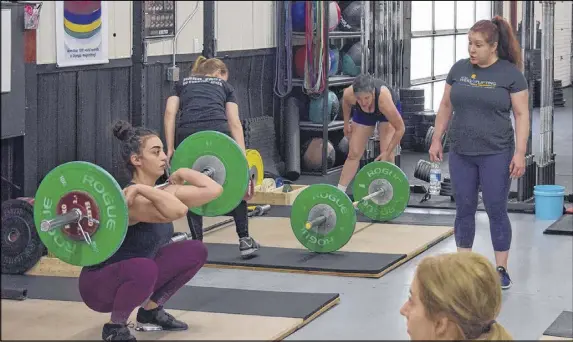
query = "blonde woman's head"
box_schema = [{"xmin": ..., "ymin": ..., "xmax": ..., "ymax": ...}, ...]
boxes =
[
  {"xmin": 400, "ymin": 252, "xmax": 512, "ymax": 340},
  {"xmin": 191, "ymin": 56, "xmax": 228, "ymax": 81}
]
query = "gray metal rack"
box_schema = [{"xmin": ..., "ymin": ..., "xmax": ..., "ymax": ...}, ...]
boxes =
[{"xmin": 285, "ymin": 1, "xmax": 371, "ymax": 176}]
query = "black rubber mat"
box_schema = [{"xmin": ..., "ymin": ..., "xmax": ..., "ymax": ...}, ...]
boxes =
[
  {"xmin": 1, "ymin": 274, "xmax": 339, "ymax": 320},
  {"xmin": 205, "ymin": 243, "xmax": 406, "ymax": 275},
  {"xmin": 543, "ymin": 311, "xmax": 573, "ymax": 338},
  {"xmin": 544, "ymin": 215, "xmax": 573, "ymax": 236},
  {"xmin": 407, "ymin": 193, "xmax": 535, "ymax": 214},
  {"xmin": 265, "ymin": 205, "xmax": 455, "ymax": 226}
]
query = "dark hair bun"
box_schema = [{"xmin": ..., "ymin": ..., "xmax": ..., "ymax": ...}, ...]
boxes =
[{"xmin": 112, "ymin": 120, "xmax": 134, "ymax": 141}]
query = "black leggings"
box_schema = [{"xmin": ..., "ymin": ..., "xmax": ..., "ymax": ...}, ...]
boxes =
[{"xmin": 176, "ymin": 122, "xmax": 250, "ymax": 241}]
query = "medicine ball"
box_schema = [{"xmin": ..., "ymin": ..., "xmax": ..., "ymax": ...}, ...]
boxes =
[
  {"xmin": 341, "ymin": 41, "xmax": 362, "ymax": 76},
  {"xmin": 341, "ymin": 1, "xmax": 361, "ymax": 30},
  {"xmin": 308, "ymin": 90, "xmax": 340, "ymax": 124},
  {"xmin": 291, "ymin": 1, "xmax": 306, "ymax": 32},
  {"xmin": 328, "ymin": 1, "xmax": 342, "ymax": 31},
  {"xmin": 302, "ymin": 138, "xmax": 336, "ymax": 171},
  {"xmin": 294, "ymin": 46, "xmax": 340, "ymax": 79},
  {"xmin": 329, "ymin": 48, "xmax": 340, "ymax": 76},
  {"xmin": 334, "ymin": 136, "xmax": 350, "ymax": 161},
  {"xmin": 292, "ymin": 1, "xmax": 342, "ymax": 32}
]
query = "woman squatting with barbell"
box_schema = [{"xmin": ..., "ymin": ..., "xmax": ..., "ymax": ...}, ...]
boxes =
[
  {"xmin": 78, "ymin": 121, "xmax": 220, "ymax": 341},
  {"xmin": 163, "ymin": 56, "xmax": 261, "ymax": 258}
]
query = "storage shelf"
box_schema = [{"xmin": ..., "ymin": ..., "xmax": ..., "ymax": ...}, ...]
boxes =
[
  {"xmin": 281, "ymin": 2, "xmax": 367, "ymax": 176},
  {"xmin": 292, "ymin": 30, "xmax": 362, "ymax": 39},
  {"xmin": 300, "ymin": 120, "xmax": 345, "ymax": 132},
  {"xmin": 291, "ymin": 75, "xmax": 356, "ymax": 87}
]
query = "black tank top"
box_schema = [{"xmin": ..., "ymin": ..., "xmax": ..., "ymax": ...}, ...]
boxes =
[
  {"xmin": 354, "ymin": 78, "xmax": 399, "ymax": 116},
  {"xmin": 82, "ymin": 183, "xmax": 175, "ymax": 271}
]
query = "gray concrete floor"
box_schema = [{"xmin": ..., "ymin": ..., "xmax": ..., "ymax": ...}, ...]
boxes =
[
  {"xmin": 184, "ymin": 88, "xmax": 573, "ymax": 340},
  {"xmin": 187, "ymin": 211, "xmax": 572, "ymax": 340}
]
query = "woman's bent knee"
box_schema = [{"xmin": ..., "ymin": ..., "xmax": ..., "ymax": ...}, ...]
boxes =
[{"xmin": 180, "ymin": 240, "xmax": 209, "ymax": 265}]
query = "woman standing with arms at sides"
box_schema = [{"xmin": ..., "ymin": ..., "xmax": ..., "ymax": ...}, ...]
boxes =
[
  {"xmin": 163, "ymin": 56, "xmax": 261, "ymax": 258},
  {"xmin": 429, "ymin": 16, "xmax": 530, "ymax": 290}
]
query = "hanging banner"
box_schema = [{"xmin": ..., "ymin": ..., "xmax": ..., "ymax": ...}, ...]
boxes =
[{"xmin": 55, "ymin": 1, "xmax": 109, "ymax": 67}]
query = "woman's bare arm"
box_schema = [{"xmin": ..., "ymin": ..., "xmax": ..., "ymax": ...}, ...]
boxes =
[
  {"xmin": 378, "ymin": 87, "xmax": 406, "ymax": 154},
  {"xmin": 163, "ymin": 168, "xmax": 224, "ymax": 208},
  {"xmin": 127, "ymin": 184, "xmax": 188, "ymax": 225}
]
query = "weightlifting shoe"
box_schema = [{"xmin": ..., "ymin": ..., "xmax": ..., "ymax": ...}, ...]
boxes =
[
  {"xmin": 136, "ymin": 306, "xmax": 188, "ymax": 331},
  {"xmin": 497, "ymin": 266, "xmax": 512, "ymax": 290},
  {"xmin": 102, "ymin": 322, "xmax": 136, "ymax": 341},
  {"xmin": 239, "ymin": 236, "xmax": 260, "ymax": 258}
]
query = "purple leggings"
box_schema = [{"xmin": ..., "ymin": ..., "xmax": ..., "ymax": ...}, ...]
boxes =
[
  {"xmin": 78, "ymin": 240, "xmax": 208, "ymax": 323},
  {"xmin": 448, "ymin": 149, "xmax": 513, "ymax": 252}
]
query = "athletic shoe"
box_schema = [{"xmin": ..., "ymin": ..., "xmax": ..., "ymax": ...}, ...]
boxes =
[
  {"xmin": 136, "ymin": 306, "xmax": 188, "ymax": 331},
  {"xmin": 239, "ymin": 236, "xmax": 260, "ymax": 258},
  {"xmin": 102, "ymin": 322, "xmax": 136, "ymax": 341},
  {"xmin": 497, "ymin": 266, "xmax": 512, "ymax": 289}
]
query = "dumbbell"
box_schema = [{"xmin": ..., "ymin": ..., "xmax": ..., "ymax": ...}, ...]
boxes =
[
  {"xmin": 19, "ymin": 131, "xmax": 257, "ymax": 268},
  {"xmin": 290, "ymin": 161, "xmax": 411, "ymax": 253}
]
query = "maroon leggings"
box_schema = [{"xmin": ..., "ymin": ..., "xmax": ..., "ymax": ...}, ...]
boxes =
[{"xmin": 78, "ymin": 240, "xmax": 208, "ymax": 323}]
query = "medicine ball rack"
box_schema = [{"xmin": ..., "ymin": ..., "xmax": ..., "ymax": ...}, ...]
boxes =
[{"xmin": 279, "ymin": 1, "xmax": 372, "ymax": 176}]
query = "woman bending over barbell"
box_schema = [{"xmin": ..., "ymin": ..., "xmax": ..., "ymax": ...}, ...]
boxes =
[
  {"xmin": 163, "ymin": 56, "xmax": 261, "ymax": 258},
  {"xmin": 400, "ymin": 252, "xmax": 513, "ymax": 340},
  {"xmin": 78, "ymin": 120, "xmax": 222, "ymax": 341},
  {"xmin": 336, "ymin": 74, "xmax": 406, "ymax": 194}
]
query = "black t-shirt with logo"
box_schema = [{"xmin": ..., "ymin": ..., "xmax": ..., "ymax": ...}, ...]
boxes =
[{"xmin": 172, "ymin": 75, "xmax": 238, "ymax": 126}]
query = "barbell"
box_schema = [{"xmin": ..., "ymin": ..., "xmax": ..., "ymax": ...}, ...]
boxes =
[
  {"xmin": 290, "ymin": 161, "xmax": 410, "ymax": 253},
  {"xmin": 1, "ymin": 131, "xmax": 265, "ymax": 271}
]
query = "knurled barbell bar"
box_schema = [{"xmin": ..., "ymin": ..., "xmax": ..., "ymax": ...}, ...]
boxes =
[
  {"xmin": 290, "ymin": 161, "xmax": 411, "ymax": 253},
  {"xmin": 2, "ymin": 131, "xmax": 264, "ymax": 271}
]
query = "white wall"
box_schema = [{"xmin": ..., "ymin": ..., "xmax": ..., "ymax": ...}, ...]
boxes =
[
  {"xmin": 148, "ymin": 1, "xmax": 275, "ymax": 56},
  {"xmin": 35, "ymin": 1, "xmax": 276, "ymax": 64},
  {"xmin": 146, "ymin": 1, "xmax": 203, "ymax": 57},
  {"xmin": 36, "ymin": 1, "xmax": 132, "ymax": 64},
  {"xmin": 215, "ymin": 1, "xmax": 275, "ymax": 52}
]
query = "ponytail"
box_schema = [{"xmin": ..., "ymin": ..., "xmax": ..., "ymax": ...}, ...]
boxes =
[
  {"xmin": 190, "ymin": 56, "xmax": 228, "ymax": 77},
  {"xmin": 479, "ymin": 321, "xmax": 513, "ymax": 341},
  {"xmin": 192, "ymin": 56, "xmax": 207, "ymax": 74},
  {"xmin": 470, "ymin": 16, "xmax": 523, "ymax": 71},
  {"xmin": 492, "ymin": 16, "xmax": 523, "ymax": 71}
]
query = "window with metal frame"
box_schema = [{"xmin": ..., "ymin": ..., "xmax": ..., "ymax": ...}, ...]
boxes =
[{"xmin": 410, "ymin": 1, "xmax": 493, "ymax": 111}]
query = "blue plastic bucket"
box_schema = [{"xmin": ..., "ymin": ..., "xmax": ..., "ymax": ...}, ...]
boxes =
[{"xmin": 533, "ymin": 185, "xmax": 565, "ymax": 220}]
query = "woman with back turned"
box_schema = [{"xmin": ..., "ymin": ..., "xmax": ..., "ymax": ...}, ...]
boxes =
[
  {"xmin": 163, "ymin": 56, "xmax": 261, "ymax": 258},
  {"xmin": 79, "ymin": 120, "xmax": 223, "ymax": 341},
  {"xmin": 429, "ymin": 16, "xmax": 530, "ymax": 290},
  {"xmin": 400, "ymin": 252, "xmax": 513, "ymax": 340}
]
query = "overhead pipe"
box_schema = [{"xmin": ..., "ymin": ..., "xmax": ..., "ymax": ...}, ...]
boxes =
[
  {"xmin": 538, "ymin": 1, "xmax": 556, "ymax": 184},
  {"xmin": 510, "ymin": 1, "xmax": 518, "ymax": 34},
  {"xmin": 517, "ymin": 0, "xmax": 536, "ymax": 201},
  {"xmin": 202, "ymin": 1, "xmax": 216, "ymax": 58}
]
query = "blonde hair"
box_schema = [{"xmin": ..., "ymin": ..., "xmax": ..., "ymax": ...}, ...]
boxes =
[
  {"xmin": 415, "ymin": 252, "xmax": 513, "ymax": 340},
  {"xmin": 191, "ymin": 56, "xmax": 228, "ymax": 76}
]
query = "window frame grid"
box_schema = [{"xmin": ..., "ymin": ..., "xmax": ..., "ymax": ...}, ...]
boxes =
[{"xmin": 409, "ymin": 1, "xmax": 492, "ymax": 110}]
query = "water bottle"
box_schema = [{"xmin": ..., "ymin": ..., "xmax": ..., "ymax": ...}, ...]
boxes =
[{"xmin": 429, "ymin": 162, "xmax": 442, "ymax": 195}]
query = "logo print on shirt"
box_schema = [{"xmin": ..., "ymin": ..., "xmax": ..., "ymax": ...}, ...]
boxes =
[{"xmin": 459, "ymin": 74, "xmax": 497, "ymax": 89}]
